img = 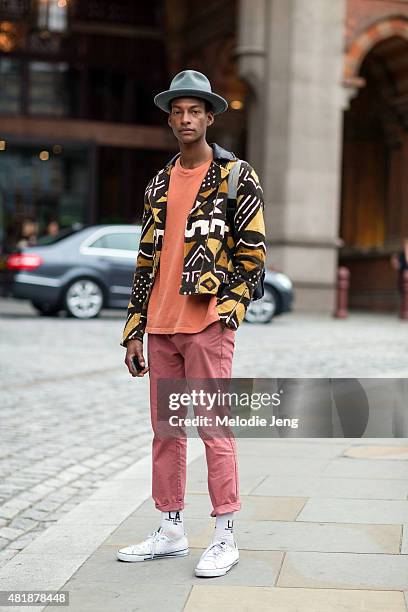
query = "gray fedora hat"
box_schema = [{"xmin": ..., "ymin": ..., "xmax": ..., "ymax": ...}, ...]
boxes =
[{"xmin": 154, "ymin": 70, "xmax": 228, "ymax": 115}]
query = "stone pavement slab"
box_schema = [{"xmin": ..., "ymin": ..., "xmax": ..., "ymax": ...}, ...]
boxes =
[
  {"xmin": 184, "ymin": 585, "xmax": 406, "ymax": 612},
  {"xmin": 344, "ymin": 445, "xmax": 408, "ymax": 459},
  {"xmin": 235, "ymin": 439, "xmax": 351, "ymax": 458},
  {"xmin": 298, "ymin": 497, "xmax": 408, "ymax": 524},
  {"xmin": 323, "ymin": 457, "xmax": 408, "ymax": 479},
  {"xmin": 235, "ymin": 455, "xmax": 332, "ymax": 477},
  {"xmin": 47, "ymin": 584, "xmax": 192, "ymax": 612},
  {"xmin": 402, "ymin": 525, "xmax": 408, "ymax": 553},
  {"xmin": 278, "ymin": 550, "xmax": 408, "ymax": 590},
  {"xmin": 251, "ymin": 473, "xmax": 408, "ymax": 499}
]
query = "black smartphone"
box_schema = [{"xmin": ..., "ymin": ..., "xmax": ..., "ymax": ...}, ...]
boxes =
[{"xmin": 131, "ymin": 355, "xmax": 145, "ymax": 374}]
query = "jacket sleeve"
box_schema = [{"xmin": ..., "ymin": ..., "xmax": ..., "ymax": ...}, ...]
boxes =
[
  {"xmin": 120, "ymin": 186, "xmax": 155, "ymax": 347},
  {"xmin": 216, "ymin": 161, "xmax": 266, "ymax": 329}
]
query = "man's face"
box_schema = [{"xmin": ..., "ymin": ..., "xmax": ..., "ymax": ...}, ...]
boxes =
[{"xmin": 167, "ymin": 97, "xmax": 214, "ymax": 144}]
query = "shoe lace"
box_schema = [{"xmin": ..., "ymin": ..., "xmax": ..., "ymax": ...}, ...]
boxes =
[
  {"xmin": 147, "ymin": 527, "xmax": 166, "ymax": 560},
  {"xmin": 205, "ymin": 541, "xmax": 228, "ymax": 560}
]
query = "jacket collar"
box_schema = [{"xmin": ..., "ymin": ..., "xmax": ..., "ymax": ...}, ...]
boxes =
[
  {"xmin": 165, "ymin": 142, "xmax": 237, "ymax": 168},
  {"xmin": 149, "ymin": 142, "xmax": 237, "ymax": 227}
]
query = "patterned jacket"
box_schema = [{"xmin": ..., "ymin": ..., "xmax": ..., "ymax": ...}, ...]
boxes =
[{"xmin": 121, "ymin": 142, "xmax": 266, "ymax": 346}]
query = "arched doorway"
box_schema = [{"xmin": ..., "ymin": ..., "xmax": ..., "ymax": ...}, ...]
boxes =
[{"xmin": 340, "ymin": 31, "xmax": 408, "ymax": 310}]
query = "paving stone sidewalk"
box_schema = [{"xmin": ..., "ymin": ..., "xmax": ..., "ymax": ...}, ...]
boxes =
[
  {"xmin": 0, "ymin": 438, "xmax": 407, "ymax": 612},
  {"xmin": 1, "ymin": 298, "xmax": 408, "ymax": 610},
  {"xmin": 2, "ymin": 297, "xmax": 407, "ymax": 567}
]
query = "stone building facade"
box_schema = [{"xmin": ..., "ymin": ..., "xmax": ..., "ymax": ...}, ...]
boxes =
[{"xmin": 1, "ymin": 0, "xmax": 407, "ymax": 311}]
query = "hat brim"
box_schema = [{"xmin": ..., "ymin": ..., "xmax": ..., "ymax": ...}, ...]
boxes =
[{"xmin": 154, "ymin": 89, "xmax": 228, "ymax": 115}]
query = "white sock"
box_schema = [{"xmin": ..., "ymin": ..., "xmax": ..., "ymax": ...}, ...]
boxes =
[
  {"xmin": 212, "ymin": 512, "xmax": 235, "ymax": 545},
  {"xmin": 160, "ymin": 510, "xmax": 185, "ymax": 539}
]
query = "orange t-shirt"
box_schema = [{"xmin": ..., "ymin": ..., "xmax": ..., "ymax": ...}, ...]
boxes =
[{"xmin": 145, "ymin": 156, "xmax": 220, "ymax": 334}]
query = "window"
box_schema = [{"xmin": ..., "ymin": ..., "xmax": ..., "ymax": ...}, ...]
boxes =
[
  {"xmin": 89, "ymin": 231, "xmax": 140, "ymax": 251},
  {"xmin": 36, "ymin": 0, "xmax": 68, "ymax": 33},
  {"xmin": 0, "ymin": 142, "xmax": 91, "ymax": 249},
  {"xmin": 36, "ymin": 227, "xmax": 79, "ymax": 246},
  {"xmin": 28, "ymin": 61, "xmax": 69, "ymax": 116},
  {"xmin": 0, "ymin": 57, "xmax": 22, "ymax": 114},
  {"xmin": 88, "ymin": 236, "xmax": 107, "ymax": 249}
]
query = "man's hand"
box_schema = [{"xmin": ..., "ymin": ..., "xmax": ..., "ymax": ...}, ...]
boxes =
[{"xmin": 125, "ymin": 339, "xmax": 149, "ymax": 377}]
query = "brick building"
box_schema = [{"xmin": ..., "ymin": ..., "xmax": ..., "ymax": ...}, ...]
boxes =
[{"xmin": 0, "ymin": 0, "xmax": 407, "ymax": 311}]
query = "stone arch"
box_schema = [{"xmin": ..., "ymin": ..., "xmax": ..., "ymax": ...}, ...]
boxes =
[
  {"xmin": 340, "ymin": 19, "xmax": 408, "ymax": 311},
  {"xmin": 344, "ymin": 16, "xmax": 408, "ymax": 83}
]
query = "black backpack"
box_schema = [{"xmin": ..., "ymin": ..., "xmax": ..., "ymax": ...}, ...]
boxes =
[{"xmin": 226, "ymin": 159, "xmax": 265, "ymax": 301}]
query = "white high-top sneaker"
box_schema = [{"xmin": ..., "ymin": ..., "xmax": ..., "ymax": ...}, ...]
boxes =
[
  {"xmin": 194, "ymin": 540, "xmax": 239, "ymax": 577},
  {"xmin": 117, "ymin": 527, "xmax": 189, "ymax": 562}
]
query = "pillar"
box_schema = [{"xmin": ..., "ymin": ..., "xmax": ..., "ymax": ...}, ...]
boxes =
[{"xmin": 236, "ymin": 0, "xmax": 346, "ymax": 312}]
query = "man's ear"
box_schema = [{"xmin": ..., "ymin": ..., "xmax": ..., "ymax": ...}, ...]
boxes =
[{"xmin": 207, "ymin": 113, "xmax": 215, "ymax": 127}]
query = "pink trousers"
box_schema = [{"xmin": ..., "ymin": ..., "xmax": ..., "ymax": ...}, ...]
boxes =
[{"xmin": 147, "ymin": 320, "xmax": 241, "ymax": 517}]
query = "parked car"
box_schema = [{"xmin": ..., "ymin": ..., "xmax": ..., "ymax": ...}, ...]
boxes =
[
  {"xmin": 245, "ymin": 269, "xmax": 293, "ymax": 323},
  {"xmin": 5, "ymin": 224, "xmax": 294, "ymax": 322}
]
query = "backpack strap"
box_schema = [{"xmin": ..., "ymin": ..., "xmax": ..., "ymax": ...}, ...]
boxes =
[
  {"xmin": 226, "ymin": 160, "xmax": 242, "ymax": 238},
  {"xmin": 227, "ymin": 159, "xmax": 242, "ymax": 202}
]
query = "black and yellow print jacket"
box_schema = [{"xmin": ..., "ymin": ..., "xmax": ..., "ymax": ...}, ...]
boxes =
[{"xmin": 121, "ymin": 142, "xmax": 266, "ymax": 346}]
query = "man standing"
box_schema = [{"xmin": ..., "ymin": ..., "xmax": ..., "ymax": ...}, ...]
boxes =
[{"xmin": 117, "ymin": 70, "xmax": 266, "ymax": 577}]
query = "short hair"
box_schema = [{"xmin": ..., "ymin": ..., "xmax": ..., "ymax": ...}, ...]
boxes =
[
  {"xmin": 170, "ymin": 98, "xmax": 213, "ymax": 114},
  {"xmin": 204, "ymin": 99, "xmax": 214, "ymax": 113}
]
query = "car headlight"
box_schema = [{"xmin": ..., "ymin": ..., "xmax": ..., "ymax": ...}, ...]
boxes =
[{"xmin": 274, "ymin": 272, "xmax": 293, "ymax": 290}]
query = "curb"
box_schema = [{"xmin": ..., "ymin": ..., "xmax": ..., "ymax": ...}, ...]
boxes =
[{"xmin": 0, "ymin": 438, "xmax": 205, "ymax": 612}]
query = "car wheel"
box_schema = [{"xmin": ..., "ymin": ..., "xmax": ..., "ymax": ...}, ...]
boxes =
[
  {"xmin": 64, "ymin": 278, "xmax": 104, "ymax": 319},
  {"xmin": 31, "ymin": 300, "xmax": 60, "ymax": 316},
  {"xmin": 244, "ymin": 285, "xmax": 279, "ymax": 324}
]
